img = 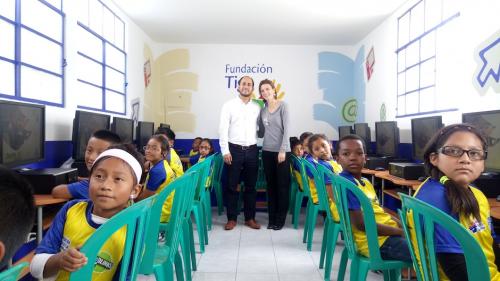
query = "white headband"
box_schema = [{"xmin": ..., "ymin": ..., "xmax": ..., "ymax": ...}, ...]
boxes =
[{"xmin": 93, "ymin": 149, "xmax": 142, "ymax": 183}]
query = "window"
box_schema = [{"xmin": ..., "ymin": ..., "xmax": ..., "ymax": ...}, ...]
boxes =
[
  {"xmin": 0, "ymin": 0, "xmax": 64, "ymax": 106},
  {"xmin": 76, "ymin": 0, "xmax": 126, "ymax": 115},
  {"xmin": 396, "ymin": 0, "xmax": 459, "ymax": 117}
]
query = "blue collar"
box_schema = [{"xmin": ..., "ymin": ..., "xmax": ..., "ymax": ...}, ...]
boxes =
[{"xmin": 340, "ymin": 171, "xmax": 365, "ymax": 186}]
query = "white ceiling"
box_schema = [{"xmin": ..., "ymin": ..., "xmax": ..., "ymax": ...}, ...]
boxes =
[{"xmin": 112, "ymin": 0, "xmax": 409, "ymax": 45}]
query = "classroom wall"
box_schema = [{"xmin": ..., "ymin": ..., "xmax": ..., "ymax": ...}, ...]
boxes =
[{"xmin": 355, "ymin": 0, "xmax": 500, "ymax": 143}]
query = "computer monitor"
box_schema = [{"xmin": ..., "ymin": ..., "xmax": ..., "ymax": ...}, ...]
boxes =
[
  {"xmin": 338, "ymin": 126, "xmax": 353, "ymax": 139},
  {"xmin": 159, "ymin": 123, "xmax": 170, "ymax": 129},
  {"xmin": 136, "ymin": 121, "xmax": 154, "ymax": 152},
  {"xmin": 463, "ymin": 110, "xmax": 500, "ymax": 173},
  {"xmin": 72, "ymin": 110, "xmax": 110, "ymax": 161},
  {"xmin": 411, "ymin": 116, "xmax": 443, "ymax": 162},
  {"xmin": 375, "ymin": 121, "xmax": 399, "ymax": 157},
  {"xmin": 111, "ymin": 117, "xmax": 134, "ymax": 144},
  {"xmin": 354, "ymin": 123, "xmax": 372, "ymax": 153},
  {"xmin": 0, "ymin": 100, "xmax": 45, "ymax": 167}
]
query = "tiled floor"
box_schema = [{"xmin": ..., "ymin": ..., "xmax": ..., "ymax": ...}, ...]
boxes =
[{"xmin": 138, "ymin": 210, "xmax": 384, "ymax": 281}]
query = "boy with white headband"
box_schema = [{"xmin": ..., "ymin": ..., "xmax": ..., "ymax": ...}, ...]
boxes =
[{"xmin": 31, "ymin": 144, "xmax": 144, "ymax": 281}]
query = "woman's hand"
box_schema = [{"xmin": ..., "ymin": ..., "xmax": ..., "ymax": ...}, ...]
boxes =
[{"xmin": 278, "ymin": 151, "xmax": 286, "ymax": 163}]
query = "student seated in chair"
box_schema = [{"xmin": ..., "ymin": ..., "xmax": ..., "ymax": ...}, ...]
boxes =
[
  {"xmin": 52, "ymin": 130, "xmax": 121, "ymax": 199},
  {"xmin": 336, "ymin": 134, "xmax": 412, "ymax": 262},
  {"xmin": 155, "ymin": 127, "xmax": 184, "ymax": 178},
  {"xmin": 190, "ymin": 138, "xmax": 214, "ymax": 166},
  {"xmin": 0, "ymin": 167, "xmax": 35, "ymax": 271},
  {"xmin": 413, "ymin": 124, "xmax": 499, "ymax": 280},
  {"xmin": 189, "ymin": 137, "xmax": 202, "ymax": 157},
  {"xmin": 31, "ymin": 144, "xmax": 143, "ymax": 280}
]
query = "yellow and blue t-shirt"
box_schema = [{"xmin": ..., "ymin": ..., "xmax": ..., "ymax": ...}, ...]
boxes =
[
  {"xmin": 145, "ymin": 159, "xmax": 176, "ymax": 222},
  {"xmin": 341, "ymin": 171, "xmax": 399, "ymax": 258},
  {"xmin": 35, "ymin": 200, "xmax": 126, "ymax": 281},
  {"xmin": 189, "ymin": 149, "xmax": 198, "ymax": 157},
  {"xmin": 67, "ymin": 179, "xmax": 89, "ymax": 199},
  {"xmin": 413, "ymin": 178, "xmax": 500, "ymax": 280},
  {"xmin": 167, "ymin": 148, "xmax": 184, "ymax": 178},
  {"xmin": 291, "ymin": 158, "xmax": 304, "ymax": 192}
]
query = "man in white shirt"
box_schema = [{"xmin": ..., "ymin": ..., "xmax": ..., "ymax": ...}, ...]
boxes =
[{"xmin": 219, "ymin": 76, "xmax": 261, "ymax": 230}]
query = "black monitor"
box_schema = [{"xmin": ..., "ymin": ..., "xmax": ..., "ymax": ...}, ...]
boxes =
[
  {"xmin": 375, "ymin": 121, "xmax": 399, "ymax": 157},
  {"xmin": 411, "ymin": 116, "xmax": 443, "ymax": 162},
  {"xmin": 159, "ymin": 123, "xmax": 170, "ymax": 129},
  {"xmin": 111, "ymin": 117, "xmax": 134, "ymax": 144},
  {"xmin": 338, "ymin": 126, "xmax": 353, "ymax": 139},
  {"xmin": 0, "ymin": 100, "xmax": 45, "ymax": 167},
  {"xmin": 463, "ymin": 110, "xmax": 500, "ymax": 173},
  {"xmin": 136, "ymin": 121, "xmax": 154, "ymax": 152},
  {"xmin": 354, "ymin": 123, "xmax": 372, "ymax": 153},
  {"xmin": 72, "ymin": 110, "xmax": 110, "ymax": 161}
]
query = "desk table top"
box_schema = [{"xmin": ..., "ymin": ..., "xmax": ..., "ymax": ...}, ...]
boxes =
[{"xmin": 34, "ymin": 194, "xmax": 68, "ymax": 207}]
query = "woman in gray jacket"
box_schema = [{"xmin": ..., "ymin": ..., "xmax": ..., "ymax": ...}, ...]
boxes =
[{"xmin": 258, "ymin": 79, "xmax": 291, "ymax": 230}]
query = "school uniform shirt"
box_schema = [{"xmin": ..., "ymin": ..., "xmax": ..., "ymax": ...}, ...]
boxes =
[
  {"xmin": 189, "ymin": 149, "xmax": 199, "ymax": 157},
  {"xmin": 291, "ymin": 159, "xmax": 304, "ymax": 192},
  {"xmin": 305, "ymin": 155, "xmax": 342, "ymax": 204},
  {"xmin": 340, "ymin": 171, "xmax": 399, "ymax": 258},
  {"xmin": 412, "ymin": 178, "xmax": 500, "ymax": 280},
  {"xmin": 167, "ymin": 148, "xmax": 184, "ymax": 178},
  {"xmin": 145, "ymin": 160, "xmax": 176, "ymax": 222},
  {"xmin": 67, "ymin": 179, "xmax": 89, "ymax": 199},
  {"xmin": 34, "ymin": 200, "xmax": 125, "ymax": 281},
  {"xmin": 189, "ymin": 153, "xmax": 201, "ymax": 166}
]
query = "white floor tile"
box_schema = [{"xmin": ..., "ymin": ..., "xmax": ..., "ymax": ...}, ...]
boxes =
[
  {"xmin": 192, "ymin": 272, "xmax": 236, "ymax": 281},
  {"xmin": 235, "ymin": 273, "xmax": 279, "ymax": 281}
]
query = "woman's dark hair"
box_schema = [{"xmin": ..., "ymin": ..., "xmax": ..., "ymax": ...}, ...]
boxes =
[
  {"xmin": 423, "ymin": 123, "xmax": 487, "ymax": 222},
  {"xmin": 150, "ymin": 134, "xmax": 170, "ymax": 157},
  {"xmin": 336, "ymin": 134, "xmax": 367, "ymax": 154},
  {"xmin": 307, "ymin": 134, "xmax": 329, "ymax": 154},
  {"xmin": 201, "ymin": 138, "xmax": 214, "ymax": 154},
  {"xmin": 90, "ymin": 143, "xmax": 145, "ymax": 185},
  {"xmin": 259, "ymin": 79, "xmax": 277, "ymax": 98},
  {"xmin": 290, "ymin": 137, "xmax": 301, "ymax": 149}
]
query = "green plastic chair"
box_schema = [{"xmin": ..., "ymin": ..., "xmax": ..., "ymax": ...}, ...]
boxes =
[
  {"xmin": 0, "ymin": 262, "xmax": 29, "ymax": 281},
  {"xmin": 203, "ymin": 153, "xmax": 222, "ymax": 230},
  {"xmin": 398, "ymin": 193, "xmax": 490, "ymax": 281},
  {"xmin": 69, "ymin": 196, "xmax": 154, "ymax": 281},
  {"xmin": 328, "ymin": 172, "xmax": 412, "ymax": 281},
  {"xmin": 140, "ymin": 171, "xmax": 197, "ymax": 281},
  {"xmin": 209, "ymin": 153, "xmax": 224, "ymax": 216},
  {"xmin": 237, "ymin": 149, "xmax": 267, "ymax": 213},
  {"xmin": 315, "ymin": 164, "xmax": 343, "ymax": 281},
  {"xmin": 290, "ymin": 155, "xmax": 308, "ymax": 229}
]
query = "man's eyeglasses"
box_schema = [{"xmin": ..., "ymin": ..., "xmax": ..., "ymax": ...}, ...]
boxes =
[
  {"xmin": 143, "ymin": 145, "xmax": 160, "ymax": 152},
  {"xmin": 437, "ymin": 146, "xmax": 487, "ymax": 161}
]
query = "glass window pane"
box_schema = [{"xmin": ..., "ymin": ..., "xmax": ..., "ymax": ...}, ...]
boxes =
[
  {"xmin": 21, "ymin": 29, "xmax": 62, "ymax": 74},
  {"xmin": 77, "ymin": 0, "xmax": 89, "ymax": 26},
  {"xmin": 420, "ymin": 58, "xmax": 435, "ymax": 88},
  {"xmin": 398, "ymin": 73, "xmax": 406, "ymax": 96},
  {"xmin": 406, "ymin": 92, "xmax": 419, "ymax": 115},
  {"xmin": 76, "ymin": 81, "xmax": 103, "ymax": 109},
  {"xmin": 105, "ymin": 44, "xmax": 125, "ymax": 71},
  {"xmin": 420, "ymin": 32, "xmax": 435, "ymax": 60},
  {"xmin": 406, "ymin": 42, "xmax": 419, "ymax": 67},
  {"xmin": 44, "ymin": 0, "xmax": 62, "ymax": 10},
  {"xmin": 410, "ymin": 2, "xmax": 424, "ymax": 40},
  {"xmin": 0, "ymin": 60, "xmax": 15, "ymax": 96},
  {"xmin": 21, "ymin": 66, "xmax": 62, "ymax": 103},
  {"xmin": 115, "ymin": 18, "xmax": 124, "ymax": 50},
  {"xmin": 406, "ymin": 65, "xmax": 419, "ymax": 92},
  {"xmin": 0, "ymin": 1, "xmax": 15, "ymax": 21},
  {"xmin": 397, "ymin": 50, "xmax": 406, "ymax": 72},
  {"xmin": 420, "ymin": 87, "xmax": 435, "ymax": 113},
  {"xmin": 89, "ymin": 0, "xmax": 103, "ymax": 36},
  {"xmin": 77, "ymin": 55, "xmax": 102, "ymax": 86},
  {"xmin": 425, "ymin": 0, "xmax": 442, "ymax": 31},
  {"xmin": 398, "ymin": 14, "xmax": 410, "ymax": 48},
  {"xmin": 397, "ymin": 95, "xmax": 406, "ymax": 116},
  {"xmin": 105, "ymin": 90, "xmax": 125, "ymax": 113},
  {"xmin": 21, "ymin": 0, "xmax": 62, "ymax": 42},
  {"xmin": 102, "ymin": 7, "xmax": 115, "ymax": 43},
  {"xmin": 105, "ymin": 67, "xmax": 124, "ymax": 93},
  {"xmin": 78, "ymin": 26, "xmax": 103, "ymax": 61},
  {"xmin": 0, "ymin": 20, "xmax": 15, "ymax": 59}
]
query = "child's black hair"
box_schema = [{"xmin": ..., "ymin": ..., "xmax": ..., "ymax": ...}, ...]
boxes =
[
  {"xmin": 90, "ymin": 143, "xmax": 145, "ymax": 186},
  {"xmin": 0, "ymin": 166, "xmax": 35, "ymax": 268},
  {"xmin": 299, "ymin": 132, "xmax": 313, "ymax": 144},
  {"xmin": 91, "ymin": 129, "xmax": 121, "ymax": 144},
  {"xmin": 155, "ymin": 127, "xmax": 176, "ymax": 141},
  {"xmin": 423, "ymin": 123, "xmax": 487, "ymax": 222},
  {"xmin": 336, "ymin": 134, "xmax": 367, "ymax": 154},
  {"xmin": 201, "ymin": 138, "xmax": 214, "ymax": 154},
  {"xmin": 290, "ymin": 137, "xmax": 301, "ymax": 149},
  {"xmin": 150, "ymin": 134, "xmax": 170, "ymax": 157}
]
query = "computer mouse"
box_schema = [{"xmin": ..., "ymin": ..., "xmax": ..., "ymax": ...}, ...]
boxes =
[{"xmin": 374, "ymin": 167, "xmax": 385, "ymax": 171}]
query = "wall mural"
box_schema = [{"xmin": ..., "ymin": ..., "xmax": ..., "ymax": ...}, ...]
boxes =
[
  {"xmin": 143, "ymin": 47, "xmax": 198, "ymax": 132},
  {"xmin": 315, "ymin": 46, "xmax": 366, "ymax": 129},
  {"xmin": 473, "ymin": 29, "xmax": 500, "ymax": 95}
]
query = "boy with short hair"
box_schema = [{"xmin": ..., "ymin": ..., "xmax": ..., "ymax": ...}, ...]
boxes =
[
  {"xmin": 155, "ymin": 127, "xmax": 184, "ymax": 177},
  {"xmin": 52, "ymin": 130, "xmax": 121, "ymax": 199},
  {"xmin": 0, "ymin": 166, "xmax": 35, "ymax": 269}
]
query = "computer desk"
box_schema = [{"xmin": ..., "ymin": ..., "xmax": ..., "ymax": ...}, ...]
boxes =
[
  {"xmin": 34, "ymin": 195, "xmax": 68, "ymax": 244},
  {"xmin": 367, "ymin": 170, "xmax": 422, "ymax": 206}
]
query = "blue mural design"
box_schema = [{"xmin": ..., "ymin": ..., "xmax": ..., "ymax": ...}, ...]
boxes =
[
  {"xmin": 474, "ymin": 30, "xmax": 500, "ymax": 94},
  {"xmin": 315, "ymin": 47, "xmax": 366, "ymax": 129}
]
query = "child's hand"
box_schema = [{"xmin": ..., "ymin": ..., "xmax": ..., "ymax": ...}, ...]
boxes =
[{"xmin": 59, "ymin": 247, "xmax": 88, "ymax": 272}]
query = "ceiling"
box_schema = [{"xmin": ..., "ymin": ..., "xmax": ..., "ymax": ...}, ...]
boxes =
[{"xmin": 112, "ymin": 0, "xmax": 409, "ymax": 45}]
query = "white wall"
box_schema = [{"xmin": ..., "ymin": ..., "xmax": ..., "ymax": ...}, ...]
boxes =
[{"xmin": 356, "ymin": 0, "xmax": 500, "ymax": 143}]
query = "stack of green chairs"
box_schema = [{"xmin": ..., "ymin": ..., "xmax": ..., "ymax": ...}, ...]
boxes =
[
  {"xmin": 290, "ymin": 155, "xmax": 308, "ymax": 229},
  {"xmin": 0, "ymin": 262, "xmax": 29, "ymax": 281},
  {"xmin": 69, "ymin": 196, "xmax": 155, "ymax": 281},
  {"xmin": 238, "ymin": 149, "xmax": 267, "ymax": 213},
  {"xmin": 329, "ymin": 172, "xmax": 412, "ymax": 281},
  {"xmin": 206, "ymin": 152, "xmax": 224, "ymax": 216},
  {"xmin": 314, "ymin": 164, "xmax": 343, "ymax": 281},
  {"xmin": 399, "ymin": 193, "xmax": 490, "ymax": 281},
  {"xmin": 139, "ymin": 171, "xmax": 198, "ymax": 281}
]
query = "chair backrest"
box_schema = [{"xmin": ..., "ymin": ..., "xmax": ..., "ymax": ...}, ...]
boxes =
[
  {"xmin": 398, "ymin": 193, "xmax": 490, "ymax": 281},
  {"xmin": 192, "ymin": 155, "xmax": 214, "ymax": 201},
  {"xmin": 69, "ymin": 196, "xmax": 155, "ymax": 281},
  {"xmin": 139, "ymin": 170, "xmax": 198, "ymax": 274},
  {"xmin": 290, "ymin": 155, "xmax": 313, "ymax": 200},
  {"xmin": 207, "ymin": 152, "xmax": 222, "ymax": 190},
  {"xmin": 326, "ymin": 171, "xmax": 384, "ymax": 262},
  {"xmin": 256, "ymin": 149, "xmax": 267, "ymax": 189},
  {"xmin": 0, "ymin": 262, "xmax": 29, "ymax": 281},
  {"xmin": 302, "ymin": 160, "xmax": 331, "ymax": 218}
]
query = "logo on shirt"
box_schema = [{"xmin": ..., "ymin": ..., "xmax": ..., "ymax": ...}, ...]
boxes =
[
  {"xmin": 468, "ymin": 218, "xmax": 486, "ymax": 234},
  {"xmin": 60, "ymin": 236, "xmax": 70, "ymax": 251},
  {"xmin": 94, "ymin": 251, "xmax": 114, "ymax": 272}
]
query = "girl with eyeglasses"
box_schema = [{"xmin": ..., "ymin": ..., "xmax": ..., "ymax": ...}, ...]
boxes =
[
  {"xmin": 136, "ymin": 134, "xmax": 176, "ymax": 222},
  {"xmin": 412, "ymin": 123, "xmax": 499, "ymax": 280}
]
